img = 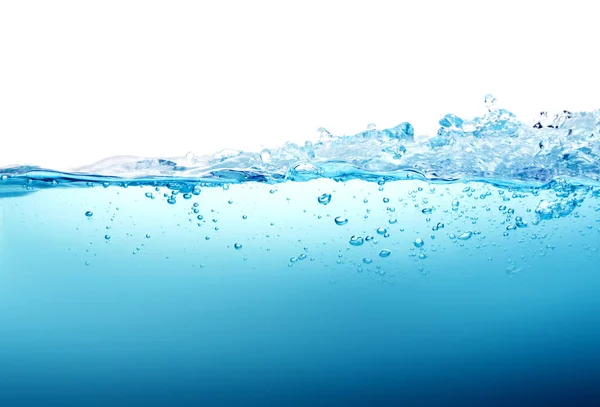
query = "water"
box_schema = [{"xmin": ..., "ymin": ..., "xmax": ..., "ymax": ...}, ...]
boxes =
[{"xmin": 1, "ymin": 100, "xmax": 600, "ymax": 406}]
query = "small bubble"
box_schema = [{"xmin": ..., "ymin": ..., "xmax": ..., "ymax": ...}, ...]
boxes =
[
  {"xmin": 269, "ymin": 189, "xmax": 276, "ymax": 194},
  {"xmin": 146, "ymin": 234, "xmax": 151, "ymax": 238},
  {"xmin": 413, "ymin": 238, "xmax": 425, "ymax": 248},
  {"xmin": 383, "ymin": 197, "xmax": 390, "ymax": 203},
  {"xmin": 167, "ymin": 197, "xmax": 176, "ymax": 205},
  {"xmin": 318, "ymin": 193, "xmax": 332, "ymax": 205},
  {"xmin": 228, "ymin": 200, "xmax": 233, "ymax": 204},
  {"xmin": 421, "ymin": 207, "xmax": 432, "ymax": 214},
  {"xmin": 334, "ymin": 217, "xmax": 348, "ymax": 226},
  {"xmin": 183, "ymin": 193, "xmax": 192, "ymax": 200},
  {"xmin": 349, "ymin": 236, "xmax": 364, "ymax": 246},
  {"xmin": 376, "ymin": 227, "xmax": 387, "ymax": 235},
  {"xmin": 362, "ymin": 257, "xmax": 373, "ymax": 264},
  {"xmin": 85, "ymin": 211, "xmax": 93, "ymax": 217},
  {"xmin": 85, "ymin": 261, "xmax": 90, "ymax": 266},
  {"xmin": 145, "ymin": 192, "xmax": 154, "ymax": 199},
  {"xmin": 234, "ymin": 243, "xmax": 243, "ymax": 250},
  {"xmin": 379, "ymin": 249, "xmax": 391, "ymax": 258},
  {"xmin": 104, "ymin": 235, "xmax": 111, "ymax": 241},
  {"xmin": 388, "ymin": 218, "xmax": 398, "ymax": 225},
  {"xmin": 365, "ymin": 235, "xmax": 374, "ymax": 242},
  {"xmin": 242, "ymin": 215, "xmax": 248, "ymax": 219}
]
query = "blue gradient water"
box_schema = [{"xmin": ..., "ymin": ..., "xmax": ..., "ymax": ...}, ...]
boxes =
[{"xmin": 1, "ymin": 101, "xmax": 600, "ymax": 406}]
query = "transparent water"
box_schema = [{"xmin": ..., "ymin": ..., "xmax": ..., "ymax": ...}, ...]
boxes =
[{"xmin": 1, "ymin": 101, "xmax": 600, "ymax": 406}]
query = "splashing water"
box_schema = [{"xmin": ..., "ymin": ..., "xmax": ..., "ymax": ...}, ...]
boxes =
[{"xmin": 1, "ymin": 97, "xmax": 600, "ymax": 405}]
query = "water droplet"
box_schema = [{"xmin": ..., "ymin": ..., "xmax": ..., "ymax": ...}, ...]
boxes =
[
  {"xmin": 413, "ymin": 238, "xmax": 425, "ymax": 248},
  {"xmin": 379, "ymin": 249, "xmax": 391, "ymax": 258},
  {"xmin": 85, "ymin": 211, "xmax": 93, "ymax": 217},
  {"xmin": 349, "ymin": 236, "xmax": 364, "ymax": 246},
  {"xmin": 104, "ymin": 235, "xmax": 111, "ymax": 240},
  {"xmin": 362, "ymin": 257, "xmax": 373, "ymax": 264},
  {"xmin": 422, "ymin": 207, "xmax": 432, "ymax": 214},
  {"xmin": 318, "ymin": 193, "xmax": 332, "ymax": 205},
  {"xmin": 85, "ymin": 261, "xmax": 90, "ymax": 266},
  {"xmin": 365, "ymin": 235, "xmax": 374, "ymax": 242},
  {"xmin": 334, "ymin": 217, "xmax": 348, "ymax": 226},
  {"xmin": 457, "ymin": 231, "xmax": 473, "ymax": 240},
  {"xmin": 388, "ymin": 218, "xmax": 397, "ymax": 225},
  {"xmin": 234, "ymin": 243, "xmax": 242, "ymax": 250},
  {"xmin": 376, "ymin": 227, "xmax": 387, "ymax": 235},
  {"xmin": 484, "ymin": 93, "xmax": 497, "ymax": 109}
]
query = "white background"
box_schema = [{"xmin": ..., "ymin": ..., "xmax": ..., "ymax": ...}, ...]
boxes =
[{"xmin": 1, "ymin": 0, "xmax": 598, "ymax": 170}]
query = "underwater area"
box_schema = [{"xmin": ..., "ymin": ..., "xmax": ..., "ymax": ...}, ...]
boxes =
[{"xmin": 1, "ymin": 101, "xmax": 600, "ymax": 406}]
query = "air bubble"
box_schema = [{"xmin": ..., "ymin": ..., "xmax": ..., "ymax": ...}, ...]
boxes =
[
  {"xmin": 457, "ymin": 231, "xmax": 473, "ymax": 240},
  {"xmin": 379, "ymin": 249, "xmax": 391, "ymax": 258},
  {"xmin": 349, "ymin": 236, "xmax": 364, "ymax": 246},
  {"xmin": 335, "ymin": 217, "xmax": 348, "ymax": 226},
  {"xmin": 318, "ymin": 193, "xmax": 332, "ymax": 205},
  {"xmin": 413, "ymin": 238, "xmax": 425, "ymax": 248}
]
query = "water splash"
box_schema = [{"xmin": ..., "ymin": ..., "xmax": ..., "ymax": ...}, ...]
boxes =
[{"xmin": 2, "ymin": 97, "xmax": 598, "ymax": 188}]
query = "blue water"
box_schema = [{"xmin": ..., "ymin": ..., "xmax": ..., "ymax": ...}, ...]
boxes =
[{"xmin": 1, "ymin": 101, "xmax": 600, "ymax": 406}]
